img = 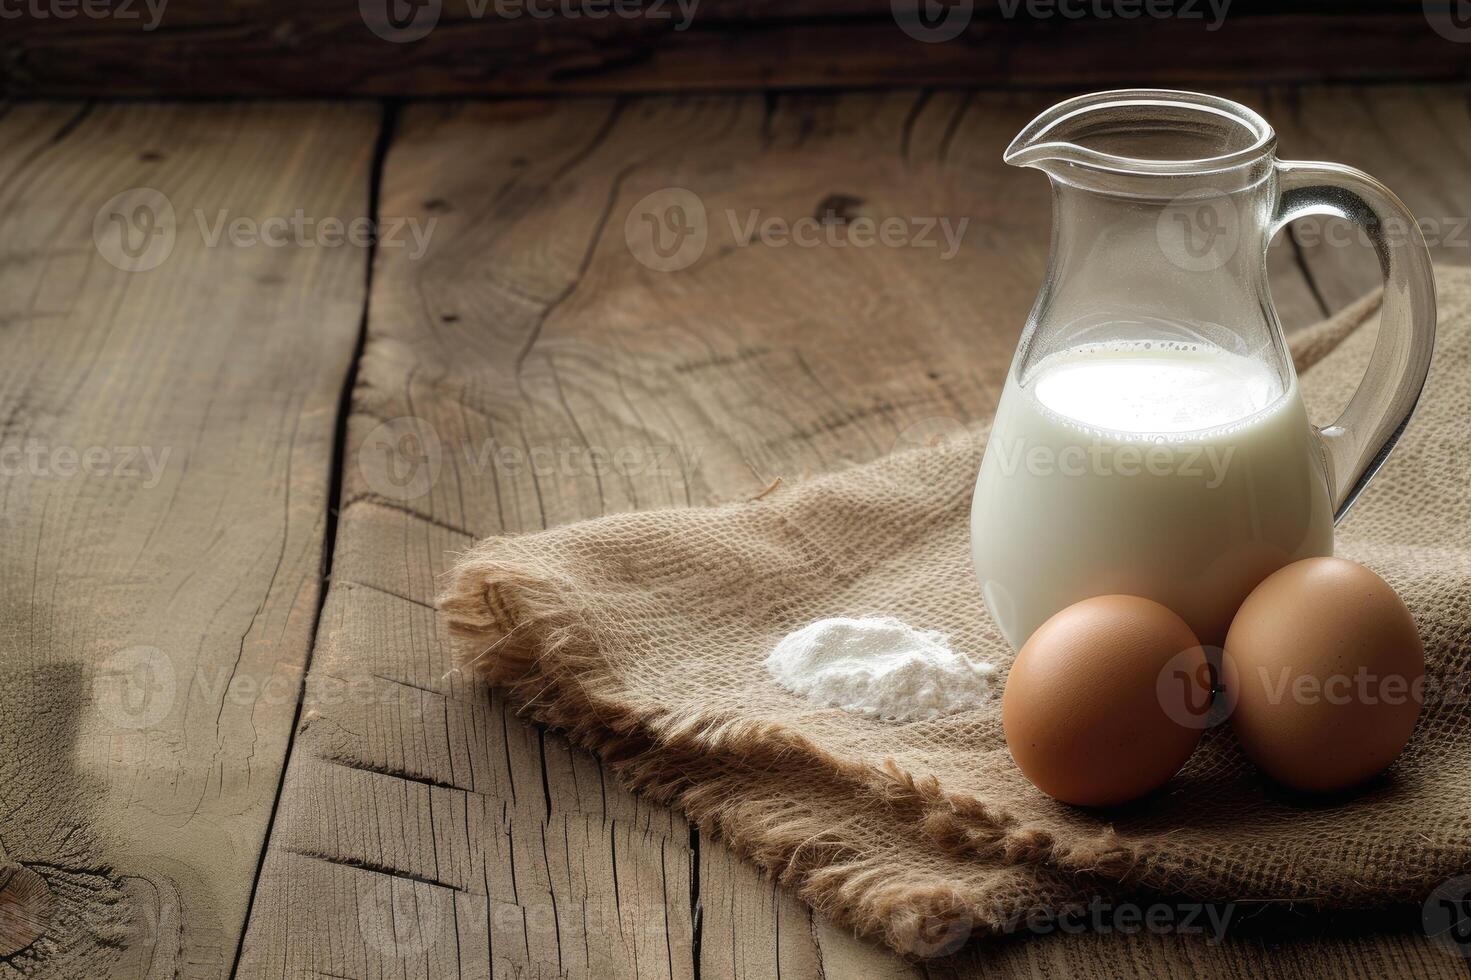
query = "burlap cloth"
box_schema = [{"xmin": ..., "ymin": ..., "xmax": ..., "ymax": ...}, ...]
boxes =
[{"xmin": 440, "ymin": 267, "xmax": 1471, "ymax": 956}]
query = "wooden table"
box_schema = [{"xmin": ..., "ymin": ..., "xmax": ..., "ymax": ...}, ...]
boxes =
[{"xmin": 2, "ymin": 85, "xmax": 1469, "ymax": 979}]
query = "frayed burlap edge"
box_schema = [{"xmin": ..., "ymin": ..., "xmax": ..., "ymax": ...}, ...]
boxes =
[{"xmin": 440, "ymin": 557, "xmax": 1150, "ymax": 950}]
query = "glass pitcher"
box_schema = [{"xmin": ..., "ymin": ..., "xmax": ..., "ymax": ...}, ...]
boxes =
[{"xmin": 971, "ymin": 89, "xmax": 1435, "ymax": 650}]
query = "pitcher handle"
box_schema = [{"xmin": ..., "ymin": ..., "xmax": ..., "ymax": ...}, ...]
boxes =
[{"xmin": 1271, "ymin": 160, "xmax": 1436, "ymax": 523}]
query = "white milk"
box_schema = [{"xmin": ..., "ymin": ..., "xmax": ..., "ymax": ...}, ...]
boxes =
[{"xmin": 971, "ymin": 343, "xmax": 1333, "ymax": 649}]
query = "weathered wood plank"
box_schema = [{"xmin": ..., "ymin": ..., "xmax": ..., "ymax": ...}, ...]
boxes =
[
  {"xmin": 239, "ymin": 86, "xmax": 1465, "ymax": 980},
  {"xmin": 3, "ymin": 3, "xmax": 1465, "ymax": 98},
  {"xmin": 0, "ymin": 103, "xmax": 377, "ymax": 977},
  {"xmin": 235, "ymin": 97, "xmax": 716, "ymax": 980}
]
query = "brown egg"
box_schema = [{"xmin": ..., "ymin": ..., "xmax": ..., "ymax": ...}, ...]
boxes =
[
  {"xmin": 1003, "ymin": 595, "xmax": 1209, "ymax": 807},
  {"xmin": 1225, "ymin": 556, "xmax": 1424, "ymax": 793}
]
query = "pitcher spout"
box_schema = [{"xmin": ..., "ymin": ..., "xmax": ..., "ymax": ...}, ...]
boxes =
[
  {"xmin": 1003, "ymin": 106, "xmax": 1099, "ymax": 172},
  {"xmin": 1004, "ymin": 89, "xmax": 1275, "ymax": 182}
]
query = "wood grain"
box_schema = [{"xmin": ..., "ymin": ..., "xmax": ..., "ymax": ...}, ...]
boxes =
[
  {"xmin": 234, "ymin": 87, "xmax": 1471, "ymax": 979},
  {"xmin": 3, "ymin": 2, "xmax": 1467, "ymax": 97},
  {"xmin": 0, "ymin": 103, "xmax": 375, "ymax": 978}
]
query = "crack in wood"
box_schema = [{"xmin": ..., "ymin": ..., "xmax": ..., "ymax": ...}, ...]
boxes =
[
  {"xmin": 283, "ymin": 849, "xmax": 470, "ymax": 895},
  {"xmin": 226, "ymin": 101, "xmax": 401, "ymax": 980}
]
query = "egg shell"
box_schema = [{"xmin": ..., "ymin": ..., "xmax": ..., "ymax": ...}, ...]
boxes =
[
  {"xmin": 1224, "ymin": 556, "xmax": 1423, "ymax": 793},
  {"xmin": 1003, "ymin": 595, "xmax": 1209, "ymax": 807}
]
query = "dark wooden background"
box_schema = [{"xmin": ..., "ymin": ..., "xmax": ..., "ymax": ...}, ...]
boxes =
[{"xmin": 3, "ymin": 1, "xmax": 1468, "ymax": 97}]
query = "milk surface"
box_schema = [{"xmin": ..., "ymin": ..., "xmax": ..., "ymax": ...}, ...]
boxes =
[{"xmin": 971, "ymin": 343, "xmax": 1333, "ymax": 649}]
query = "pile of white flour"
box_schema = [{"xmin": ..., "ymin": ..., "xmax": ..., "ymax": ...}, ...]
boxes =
[{"xmin": 765, "ymin": 616, "xmax": 995, "ymax": 722}]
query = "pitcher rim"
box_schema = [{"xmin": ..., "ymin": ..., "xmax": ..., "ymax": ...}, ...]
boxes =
[{"xmin": 1004, "ymin": 88, "xmax": 1277, "ymax": 177}]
